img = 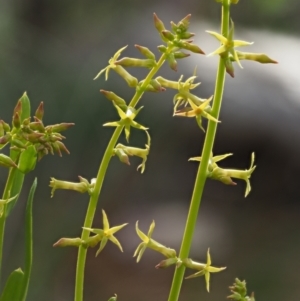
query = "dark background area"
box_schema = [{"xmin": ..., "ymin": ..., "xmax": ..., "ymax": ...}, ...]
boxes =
[{"xmin": 1, "ymin": 0, "xmax": 300, "ymax": 301}]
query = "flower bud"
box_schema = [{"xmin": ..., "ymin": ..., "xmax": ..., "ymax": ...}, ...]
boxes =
[
  {"xmin": 225, "ymin": 57, "xmax": 235, "ymax": 78},
  {"xmin": 13, "ymin": 100, "xmax": 22, "ymax": 117},
  {"xmin": 156, "ymin": 76, "xmax": 179, "ymax": 89},
  {"xmin": 12, "ymin": 112, "xmax": 21, "ymax": 128},
  {"xmin": 234, "ymin": 51, "xmax": 278, "ymax": 64},
  {"xmin": 29, "ymin": 121, "xmax": 45, "ymax": 132},
  {"xmin": 107, "ymin": 294, "xmax": 117, "ymax": 301},
  {"xmin": 114, "ymin": 65, "xmax": 138, "ymax": 87},
  {"xmin": 0, "ymin": 154, "xmax": 17, "ymax": 168},
  {"xmin": 11, "ymin": 138, "xmax": 27, "ymax": 149},
  {"xmin": 161, "ymin": 30, "xmax": 175, "ymax": 41},
  {"xmin": 176, "ymin": 41, "xmax": 205, "ymax": 54},
  {"xmin": 18, "ymin": 145, "xmax": 37, "ymax": 173},
  {"xmin": 174, "ymin": 51, "xmax": 190, "ymax": 59},
  {"xmin": 54, "ymin": 141, "xmax": 70, "ymax": 155},
  {"xmin": 177, "ymin": 14, "xmax": 191, "ymax": 32},
  {"xmin": 0, "ymin": 134, "xmax": 11, "ymax": 145},
  {"xmin": 166, "ymin": 53, "xmax": 177, "ymax": 71},
  {"xmin": 100, "ymin": 90, "xmax": 127, "ymax": 111},
  {"xmin": 113, "ymin": 147, "xmax": 130, "ymax": 165},
  {"xmin": 53, "ymin": 237, "xmax": 83, "ymax": 247},
  {"xmin": 115, "ymin": 57, "xmax": 156, "ymax": 69},
  {"xmin": 157, "ymin": 45, "xmax": 167, "ymax": 53},
  {"xmin": 35, "ymin": 102, "xmax": 44, "ymax": 120},
  {"xmin": 231, "ymin": 0, "xmax": 239, "ymax": 4},
  {"xmin": 155, "ymin": 257, "xmax": 178, "ymax": 269},
  {"xmin": 47, "ymin": 123, "xmax": 75, "ymax": 133},
  {"xmin": 134, "ymin": 44, "xmax": 156, "ymax": 60},
  {"xmin": 0, "ymin": 120, "xmax": 10, "ymax": 132},
  {"xmin": 153, "ymin": 13, "xmax": 168, "ymax": 42}
]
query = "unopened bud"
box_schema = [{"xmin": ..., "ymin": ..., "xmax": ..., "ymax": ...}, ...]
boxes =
[
  {"xmin": 157, "ymin": 45, "xmax": 167, "ymax": 53},
  {"xmin": 114, "ymin": 147, "xmax": 130, "ymax": 165},
  {"xmin": 100, "ymin": 90, "xmax": 127, "ymax": 111},
  {"xmin": 166, "ymin": 53, "xmax": 177, "ymax": 71},
  {"xmin": 53, "ymin": 237, "xmax": 83, "ymax": 247},
  {"xmin": 153, "ymin": 13, "xmax": 168, "ymax": 42},
  {"xmin": 0, "ymin": 154, "xmax": 17, "ymax": 168},
  {"xmin": 235, "ymin": 51, "xmax": 278, "ymax": 64},
  {"xmin": 177, "ymin": 41, "xmax": 205, "ymax": 54},
  {"xmin": 12, "ymin": 112, "xmax": 21, "ymax": 128},
  {"xmin": 134, "ymin": 44, "xmax": 156, "ymax": 60},
  {"xmin": 174, "ymin": 51, "xmax": 190, "ymax": 59},
  {"xmin": 29, "ymin": 121, "xmax": 45, "ymax": 132},
  {"xmin": 115, "ymin": 57, "xmax": 156, "ymax": 69},
  {"xmin": 47, "ymin": 123, "xmax": 75, "ymax": 133},
  {"xmin": 0, "ymin": 120, "xmax": 10, "ymax": 132},
  {"xmin": 155, "ymin": 257, "xmax": 178, "ymax": 269},
  {"xmin": 0, "ymin": 134, "xmax": 11, "ymax": 145},
  {"xmin": 156, "ymin": 76, "xmax": 179, "ymax": 89},
  {"xmin": 35, "ymin": 102, "xmax": 44, "ymax": 120},
  {"xmin": 114, "ymin": 65, "xmax": 138, "ymax": 87},
  {"xmin": 13, "ymin": 100, "xmax": 22, "ymax": 116},
  {"xmin": 161, "ymin": 30, "xmax": 175, "ymax": 41}
]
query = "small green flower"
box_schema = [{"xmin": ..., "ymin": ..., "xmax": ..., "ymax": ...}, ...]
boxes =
[
  {"xmin": 190, "ymin": 153, "xmax": 256, "ymax": 197},
  {"xmin": 94, "ymin": 46, "xmax": 138, "ymax": 87},
  {"xmin": 174, "ymin": 96, "xmax": 219, "ymax": 131},
  {"xmin": 103, "ymin": 103, "xmax": 148, "ymax": 142},
  {"xmin": 207, "ymin": 20, "xmax": 253, "ymax": 68},
  {"xmin": 113, "ymin": 131, "xmax": 151, "ymax": 173},
  {"xmin": 134, "ymin": 220, "xmax": 177, "ymax": 262},
  {"xmin": 83, "ymin": 210, "xmax": 128, "ymax": 256},
  {"xmin": 183, "ymin": 249, "xmax": 226, "ymax": 292}
]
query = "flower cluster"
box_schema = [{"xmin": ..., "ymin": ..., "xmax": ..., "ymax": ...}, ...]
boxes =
[{"xmin": 0, "ymin": 93, "xmax": 73, "ymax": 173}]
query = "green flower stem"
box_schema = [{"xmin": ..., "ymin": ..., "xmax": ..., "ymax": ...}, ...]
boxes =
[
  {"xmin": 74, "ymin": 53, "xmax": 168, "ymax": 301},
  {"xmin": 167, "ymin": 2, "xmax": 230, "ymax": 301},
  {"xmin": 0, "ymin": 167, "xmax": 17, "ymax": 287}
]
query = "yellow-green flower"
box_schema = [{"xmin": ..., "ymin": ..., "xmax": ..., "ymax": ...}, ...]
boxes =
[
  {"xmin": 94, "ymin": 46, "xmax": 138, "ymax": 87},
  {"xmin": 104, "ymin": 103, "xmax": 148, "ymax": 142},
  {"xmin": 134, "ymin": 220, "xmax": 177, "ymax": 262},
  {"xmin": 190, "ymin": 153, "xmax": 256, "ymax": 197},
  {"xmin": 183, "ymin": 249, "xmax": 226, "ymax": 292},
  {"xmin": 207, "ymin": 20, "xmax": 253, "ymax": 68},
  {"xmin": 83, "ymin": 210, "xmax": 128, "ymax": 256}
]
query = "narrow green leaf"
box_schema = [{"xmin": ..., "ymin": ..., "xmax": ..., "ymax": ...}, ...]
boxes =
[
  {"xmin": 0, "ymin": 268, "xmax": 24, "ymax": 301},
  {"xmin": 19, "ymin": 178, "xmax": 37, "ymax": 301}
]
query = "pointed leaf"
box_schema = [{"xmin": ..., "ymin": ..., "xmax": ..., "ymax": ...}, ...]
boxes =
[{"xmin": 0, "ymin": 268, "xmax": 24, "ymax": 301}]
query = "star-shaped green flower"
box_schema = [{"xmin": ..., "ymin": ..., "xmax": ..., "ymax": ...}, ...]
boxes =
[
  {"xmin": 174, "ymin": 96, "xmax": 219, "ymax": 131},
  {"xmin": 83, "ymin": 210, "xmax": 128, "ymax": 256},
  {"xmin": 114, "ymin": 131, "xmax": 151, "ymax": 173},
  {"xmin": 190, "ymin": 153, "xmax": 256, "ymax": 197},
  {"xmin": 134, "ymin": 221, "xmax": 176, "ymax": 262},
  {"xmin": 94, "ymin": 46, "xmax": 138, "ymax": 87},
  {"xmin": 184, "ymin": 249, "xmax": 226, "ymax": 292},
  {"xmin": 207, "ymin": 20, "xmax": 253, "ymax": 68},
  {"xmin": 103, "ymin": 102, "xmax": 148, "ymax": 142}
]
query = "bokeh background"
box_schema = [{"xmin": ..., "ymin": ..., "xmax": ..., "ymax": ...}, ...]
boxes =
[{"xmin": 1, "ymin": 0, "xmax": 300, "ymax": 300}]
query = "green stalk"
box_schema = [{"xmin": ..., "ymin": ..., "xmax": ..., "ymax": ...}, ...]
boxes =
[
  {"xmin": 0, "ymin": 167, "xmax": 17, "ymax": 287},
  {"xmin": 74, "ymin": 53, "xmax": 167, "ymax": 301},
  {"xmin": 167, "ymin": 2, "xmax": 230, "ymax": 301}
]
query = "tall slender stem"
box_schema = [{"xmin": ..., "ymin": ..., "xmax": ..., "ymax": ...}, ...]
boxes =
[
  {"xmin": 167, "ymin": 2, "xmax": 230, "ymax": 301},
  {"xmin": 74, "ymin": 53, "xmax": 167, "ymax": 301},
  {"xmin": 0, "ymin": 167, "xmax": 17, "ymax": 287}
]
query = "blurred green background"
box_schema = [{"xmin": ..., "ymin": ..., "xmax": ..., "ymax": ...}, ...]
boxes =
[{"xmin": 1, "ymin": 0, "xmax": 300, "ymax": 301}]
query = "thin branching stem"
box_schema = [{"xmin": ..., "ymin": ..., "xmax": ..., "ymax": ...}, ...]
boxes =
[
  {"xmin": 167, "ymin": 1, "xmax": 230, "ymax": 301},
  {"xmin": 74, "ymin": 53, "xmax": 167, "ymax": 301}
]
